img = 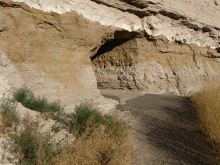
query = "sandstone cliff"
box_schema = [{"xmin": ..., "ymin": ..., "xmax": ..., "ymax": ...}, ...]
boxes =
[
  {"xmin": 0, "ymin": 0, "xmax": 118, "ymax": 111},
  {"xmin": 0, "ymin": 0, "xmax": 220, "ymax": 111}
]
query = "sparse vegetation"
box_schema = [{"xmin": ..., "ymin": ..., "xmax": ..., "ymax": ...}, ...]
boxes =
[
  {"xmin": 69, "ymin": 103, "xmax": 101, "ymax": 136},
  {"xmin": 0, "ymin": 97, "xmax": 19, "ymax": 133},
  {"xmin": 0, "ymin": 87, "xmax": 132, "ymax": 165},
  {"xmin": 9, "ymin": 116, "xmax": 131, "ymax": 165},
  {"xmin": 13, "ymin": 86, "xmax": 63, "ymax": 113},
  {"xmin": 191, "ymin": 84, "xmax": 220, "ymax": 150},
  {"xmin": 68, "ymin": 103, "xmax": 126, "ymax": 138},
  {"xmin": 11, "ymin": 118, "xmax": 62, "ymax": 165},
  {"xmin": 55, "ymin": 126, "xmax": 132, "ymax": 165}
]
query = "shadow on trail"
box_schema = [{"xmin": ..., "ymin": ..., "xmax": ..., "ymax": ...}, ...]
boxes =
[{"xmin": 117, "ymin": 94, "xmax": 216, "ymax": 165}]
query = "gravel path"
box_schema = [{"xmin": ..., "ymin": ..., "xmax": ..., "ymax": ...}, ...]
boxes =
[{"xmin": 101, "ymin": 90, "xmax": 216, "ymax": 165}]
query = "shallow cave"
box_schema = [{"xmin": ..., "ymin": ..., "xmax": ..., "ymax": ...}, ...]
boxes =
[{"xmin": 91, "ymin": 30, "xmax": 138, "ymax": 61}]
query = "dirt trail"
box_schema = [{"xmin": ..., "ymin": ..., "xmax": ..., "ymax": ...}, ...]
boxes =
[{"xmin": 101, "ymin": 90, "xmax": 216, "ymax": 165}]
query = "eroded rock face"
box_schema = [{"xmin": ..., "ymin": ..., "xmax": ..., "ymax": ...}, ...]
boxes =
[
  {"xmin": 0, "ymin": 0, "xmax": 117, "ymax": 111},
  {"xmin": 92, "ymin": 37, "xmax": 219, "ymax": 95},
  {"xmin": 87, "ymin": 0, "xmax": 220, "ymax": 96}
]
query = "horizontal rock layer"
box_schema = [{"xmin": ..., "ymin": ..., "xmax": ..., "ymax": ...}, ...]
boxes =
[
  {"xmin": 12, "ymin": 0, "xmax": 220, "ymax": 49},
  {"xmin": 92, "ymin": 36, "xmax": 220, "ymax": 96}
]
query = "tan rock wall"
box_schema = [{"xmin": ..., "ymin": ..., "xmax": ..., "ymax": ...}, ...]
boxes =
[
  {"xmin": 0, "ymin": 1, "xmax": 116, "ymax": 111},
  {"xmin": 92, "ymin": 37, "xmax": 220, "ymax": 95}
]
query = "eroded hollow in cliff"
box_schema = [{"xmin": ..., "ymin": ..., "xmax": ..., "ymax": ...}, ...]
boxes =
[
  {"xmin": 91, "ymin": 30, "xmax": 139, "ymax": 90},
  {"xmin": 91, "ymin": 31, "xmax": 138, "ymax": 61}
]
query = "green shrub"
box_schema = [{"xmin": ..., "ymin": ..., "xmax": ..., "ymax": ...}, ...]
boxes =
[
  {"xmin": 0, "ymin": 97, "xmax": 19, "ymax": 130},
  {"xmin": 13, "ymin": 87, "xmax": 64, "ymax": 114},
  {"xmin": 13, "ymin": 87, "xmax": 33, "ymax": 104},
  {"xmin": 68, "ymin": 103, "xmax": 126, "ymax": 138},
  {"xmin": 11, "ymin": 119, "xmax": 62, "ymax": 165},
  {"xmin": 13, "ymin": 120, "xmax": 39, "ymax": 164}
]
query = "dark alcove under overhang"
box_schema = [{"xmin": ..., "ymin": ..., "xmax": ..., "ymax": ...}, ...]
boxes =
[{"xmin": 91, "ymin": 30, "xmax": 139, "ymax": 61}]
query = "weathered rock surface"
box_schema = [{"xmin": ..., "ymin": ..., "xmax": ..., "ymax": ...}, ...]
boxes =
[
  {"xmin": 0, "ymin": 0, "xmax": 220, "ymax": 106},
  {"xmin": 87, "ymin": 0, "xmax": 220, "ymax": 95},
  {"xmin": 12, "ymin": 0, "xmax": 220, "ymax": 48},
  {"xmin": 93, "ymin": 37, "xmax": 220, "ymax": 95},
  {"xmin": 0, "ymin": 0, "xmax": 117, "ymax": 112}
]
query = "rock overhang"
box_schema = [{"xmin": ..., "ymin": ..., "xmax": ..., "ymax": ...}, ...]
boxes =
[{"xmin": 10, "ymin": 0, "xmax": 220, "ymax": 50}]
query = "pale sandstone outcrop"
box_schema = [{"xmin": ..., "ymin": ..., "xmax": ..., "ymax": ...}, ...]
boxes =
[{"xmin": 12, "ymin": 0, "xmax": 220, "ymax": 48}]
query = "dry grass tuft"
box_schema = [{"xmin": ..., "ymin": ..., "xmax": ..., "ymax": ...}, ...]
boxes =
[
  {"xmin": 191, "ymin": 84, "xmax": 220, "ymax": 148},
  {"xmin": 55, "ymin": 126, "xmax": 132, "ymax": 165}
]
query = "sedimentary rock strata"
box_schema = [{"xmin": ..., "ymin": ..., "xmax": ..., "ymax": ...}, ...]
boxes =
[{"xmin": 92, "ymin": 36, "xmax": 219, "ymax": 95}]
